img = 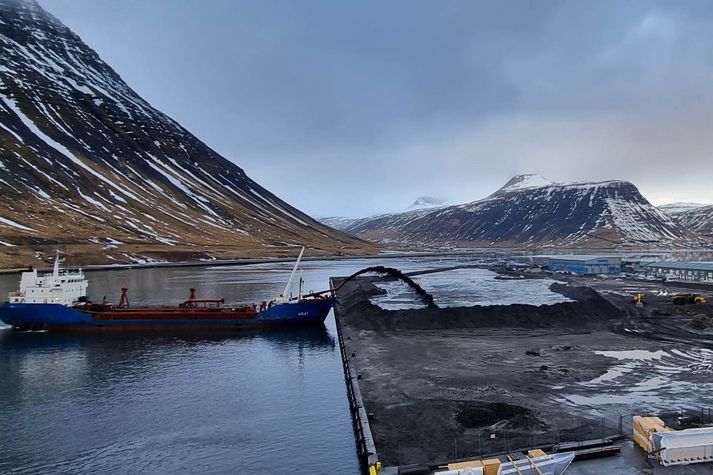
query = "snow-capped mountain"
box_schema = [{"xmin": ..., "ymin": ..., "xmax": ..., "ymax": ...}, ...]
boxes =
[
  {"xmin": 659, "ymin": 202, "xmax": 709, "ymax": 217},
  {"xmin": 665, "ymin": 205, "xmax": 713, "ymax": 239},
  {"xmin": 658, "ymin": 202, "xmax": 713, "ymax": 239},
  {"xmin": 0, "ymin": 0, "xmax": 368, "ymax": 266},
  {"xmin": 407, "ymin": 196, "xmax": 449, "ymax": 210},
  {"xmin": 320, "ymin": 196, "xmax": 449, "ymax": 233},
  {"xmin": 497, "ymin": 173, "xmax": 553, "ymax": 192},
  {"xmin": 329, "ymin": 175, "xmax": 692, "ymax": 248}
]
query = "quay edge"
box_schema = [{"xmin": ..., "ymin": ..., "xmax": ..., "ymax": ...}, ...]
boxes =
[{"xmin": 331, "ymin": 277, "xmax": 381, "ymax": 475}]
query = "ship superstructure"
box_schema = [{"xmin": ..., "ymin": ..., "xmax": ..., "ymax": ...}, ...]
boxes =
[{"xmin": 8, "ymin": 252, "xmax": 88, "ymax": 306}]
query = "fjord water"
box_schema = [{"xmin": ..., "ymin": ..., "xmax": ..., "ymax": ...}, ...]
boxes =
[{"xmin": 0, "ymin": 257, "xmax": 469, "ymax": 474}]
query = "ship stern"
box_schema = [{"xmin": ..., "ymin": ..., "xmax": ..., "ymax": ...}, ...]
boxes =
[
  {"xmin": 257, "ymin": 298, "xmax": 334, "ymax": 325},
  {"xmin": 0, "ymin": 303, "xmax": 92, "ymax": 330}
]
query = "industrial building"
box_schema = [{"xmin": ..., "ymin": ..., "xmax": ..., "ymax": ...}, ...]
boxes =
[
  {"xmin": 645, "ymin": 261, "xmax": 713, "ymax": 283},
  {"xmin": 547, "ymin": 255, "xmax": 622, "ymax": 275},
  {"xmin": 622, "ymin": 258, "xmax": 659, "ymax": 274}
]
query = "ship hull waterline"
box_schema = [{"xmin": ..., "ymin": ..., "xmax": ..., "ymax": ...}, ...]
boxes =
[{"xmin": 0, "ymin": 299, "xmax": 335, "ymax": 333}]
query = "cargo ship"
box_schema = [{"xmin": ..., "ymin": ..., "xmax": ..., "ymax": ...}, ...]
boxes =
[{"xmin": 0, "ymin": 248, "xmax": 334, "ymax": 332}]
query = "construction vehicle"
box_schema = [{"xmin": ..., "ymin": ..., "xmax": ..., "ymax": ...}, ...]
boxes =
[
  {"xmin": 633, "ymin": 293, "xmax": 645, "ymax": 307},
  {"xmin": 671, "ymin": 294, "xmax": 706, "ymax": 305}
]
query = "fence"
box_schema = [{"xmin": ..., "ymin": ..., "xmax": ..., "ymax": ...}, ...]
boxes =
[
  {"xmin": 395, "ymin": 415, "xmax": 616, "ymax": 466},
  {"xmin": 391, "ymin": 408, "xmax": 713, "ymax": 467}
]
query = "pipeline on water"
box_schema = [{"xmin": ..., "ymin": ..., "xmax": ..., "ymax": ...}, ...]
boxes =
[{"xmin": 329, "ymin": 266, "xmax": 438, "ymax": 309}]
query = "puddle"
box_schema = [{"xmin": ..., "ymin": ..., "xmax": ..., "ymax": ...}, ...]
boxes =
[
  {"xmin": 554, "ymin": 347, "xmax": 713, "ymax": 412},
  {"xmin": 371, "ymin": 268, "xmax": 572, "ymax": 310}
]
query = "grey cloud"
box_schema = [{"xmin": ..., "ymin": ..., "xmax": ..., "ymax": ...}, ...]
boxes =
[{"xmin": 40, "ymin": 0, "xmax": 713, "ymax": 216}]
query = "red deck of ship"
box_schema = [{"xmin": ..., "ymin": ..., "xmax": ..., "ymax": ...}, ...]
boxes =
[{"xmin": 83, "ymin": 306, "xmax": 258, "ymax": 321}]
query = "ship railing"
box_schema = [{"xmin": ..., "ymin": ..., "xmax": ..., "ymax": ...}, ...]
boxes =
[{"xmin": 8, "ymin": 291, "xmax": 25, "ymax": 297}]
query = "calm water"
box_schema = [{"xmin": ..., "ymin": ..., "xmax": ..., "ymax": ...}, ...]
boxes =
[{"xmin": 0, "ymin": 257, "xmax": 473, "ymax": 474}]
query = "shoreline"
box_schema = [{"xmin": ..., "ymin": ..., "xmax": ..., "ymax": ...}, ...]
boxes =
[
  {"xmin": 0, "ymin": 251, "xmax": 490, "ymax": 275},
  {"xmin": 2, "ymin": 246, "xmax": 711, "ymax": 275}
]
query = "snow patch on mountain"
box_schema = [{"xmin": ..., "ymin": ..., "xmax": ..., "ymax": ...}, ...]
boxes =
[
  {"xmin": 669, "ymin": 205, "xmax": 713, "ymax": 239},
  {"xmin": 0, "ymin": 215, "xmax": 35, "ymax": 231},
  {"xmin": 408, "ymin": 196, "xmax": 450, "ymax": 210},
  {"xmin": 498, "ymin": 174, "xmax": 553, "ymax": 192},
  {"xmin": 659, "ymin": 202, "xmax": 709, "ymax": 216}
]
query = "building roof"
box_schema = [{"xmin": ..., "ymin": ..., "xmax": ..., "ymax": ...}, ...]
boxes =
[
  {"xmin": 645, "ymin": 261, "xmax": 713, "ymax": 272},
  {"xmin": 547, "ymin": 255, "xmax": 621, "ymax": 262}
]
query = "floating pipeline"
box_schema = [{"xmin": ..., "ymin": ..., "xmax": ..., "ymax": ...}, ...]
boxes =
[{"xmin": 336, "ymin": 266, "xmax": 438, "ymax": 310}]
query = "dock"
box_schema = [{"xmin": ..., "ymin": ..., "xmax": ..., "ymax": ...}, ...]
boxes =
[
  {"xmin": 330, "ymin": 265, "xmax": 713, "ymax": 473},
  {"xmin": 329, "ymin": 268, "xmax": 673, "ymax": 474},
  {"xmin": 332, "ymin": 276, "xmax": 381, "ymax": 475}
]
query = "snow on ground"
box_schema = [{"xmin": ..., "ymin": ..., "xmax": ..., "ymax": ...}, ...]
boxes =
[
  {"xmin": 144, "ymin": 153, "xmax": 222, "ymax": 218},
  {"xmin": 0, "ymin": 120, "xmax": 24, "ymax": 142},
  {"xmin": 0, "ymin": 215, "xmax": 36, "ymax": 232},
  {"xmin": 249, "ymin": 188, "xmax": 309, "ymax": 226},
  {"xmin": 554, "ymin": 347, "xmax": 713, "ymax": 410},
  {"xmin": 78, "ymin": 190, "xmax": 109, "ymax": 211},
  {"xmin": 606, "ymin": 196, "xmax": 678, "ymax": 241},
  {"xmin": 0, "ymin": 93, "xmax": 141, "ymax": 203}
]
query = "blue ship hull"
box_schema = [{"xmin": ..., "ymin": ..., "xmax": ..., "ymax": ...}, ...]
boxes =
[{"xmin": 0, "ymin": 298, "xmax": 334, "ymax": 332}]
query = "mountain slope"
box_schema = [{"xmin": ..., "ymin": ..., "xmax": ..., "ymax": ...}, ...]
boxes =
[
  {"xmin": 669, "ymin": 205, "xmax": 713, "ymax": 239},
  {"xmin": 0, "ymin": 0, "xmax": 370, "ymax": 266},
  {"xmin": 659, "ymin": 202, "xmax": 709, "ymax": 217},
  {"xmin": 659, "ymin": 202, "xmax": 713, "ymax": 238},
  {"xmin": 330, "ymin": 175, "xmax": 692, "ymax": 248},
  {"xmin": 320, "ymin": 196, "xmax": 449, "ymax": 234}
]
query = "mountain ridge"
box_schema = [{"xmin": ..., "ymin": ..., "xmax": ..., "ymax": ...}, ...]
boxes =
[
  {"xmin": 324, "ymin": 175, "xmax": 695, "ymax": 249},
  {"xmin": 659, "ymin": 202, "xmax": 709, "ymax": 216},
  {"xmin": 664, "ymin": 204, "xmax": 713, "ymax": 240}
]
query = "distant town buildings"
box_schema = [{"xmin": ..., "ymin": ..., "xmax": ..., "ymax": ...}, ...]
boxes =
[
  {"xmin": 547, "ymin": 255, "xmax": 622, "ymax": 275},
  {"xmin": 645, "ymin": 261, "xmax": 713, "ymax": 283},
  {"xmin": 513, "ymin": 254, "xmax": 713, "ymax": 282}
]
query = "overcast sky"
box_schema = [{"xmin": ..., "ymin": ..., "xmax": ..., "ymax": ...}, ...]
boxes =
[{"xmin": 40, "ymin": 0, "xmax": 713, "ymax": 217}]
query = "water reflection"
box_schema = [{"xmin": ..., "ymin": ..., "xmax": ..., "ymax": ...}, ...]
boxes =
[
  {"xmin": 0, "ymin": 256, "xmax": 484, "ymax": 473},
  {"xmin": 0, "ymin": 324, "xmax": 346, "ymax": 474},
  {"xmin": 0, "ymin": 325, "xmax": 335, "ymax": 398}
]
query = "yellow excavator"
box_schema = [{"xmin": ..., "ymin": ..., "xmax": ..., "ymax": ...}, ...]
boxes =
[
  {"xmin": 671, "ymin": 294, "xmax": 706, "ymax": 305},
  {"xmin": 633, "ymin": 293, "xmax": 645, "ymax": 307}
]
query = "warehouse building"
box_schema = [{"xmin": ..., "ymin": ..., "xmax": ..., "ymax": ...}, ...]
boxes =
[
  {"xmin": 645, "ymin": 261, "xmax": 713, "ymax": 283},
  {"xmin": 547, "ymin": 255, "xmax": 622, "ymax": 275},
  {"xmin": 622, "ymin": 259, "xmax": 658, "ymax": 274}
]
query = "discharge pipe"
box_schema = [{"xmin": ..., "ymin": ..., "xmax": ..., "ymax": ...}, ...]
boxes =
[{"xmin": 295, "ymin": 265, "xmax": 438, "ymax": 309}]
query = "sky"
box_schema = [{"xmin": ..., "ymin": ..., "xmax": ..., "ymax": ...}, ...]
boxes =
[{"xmin": 39, "ymin": 0, "xmax": 713, "ymax": 218}]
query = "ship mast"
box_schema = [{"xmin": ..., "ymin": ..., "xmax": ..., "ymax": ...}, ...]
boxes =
[
  {"xmin": 52, "ymin": 250, "xmax": 61, "ymax": 277},
  {"xmin": 278, "ymin": 246, "xmax": 305, "ymax": 301}
]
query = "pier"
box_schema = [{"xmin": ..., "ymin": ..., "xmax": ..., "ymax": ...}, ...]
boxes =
[
  {"xmin": 330, "ymin": 266, "xmax": 713, "ymax": 473},
  {"xmin": 332, "ymin": 277, "xmax": 381, "ymax": 475}
]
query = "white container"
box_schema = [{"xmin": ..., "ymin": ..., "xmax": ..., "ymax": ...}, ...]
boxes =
[{"xmin": 652, "ymin": 427, "xmax": 713, "ymax": 466}]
